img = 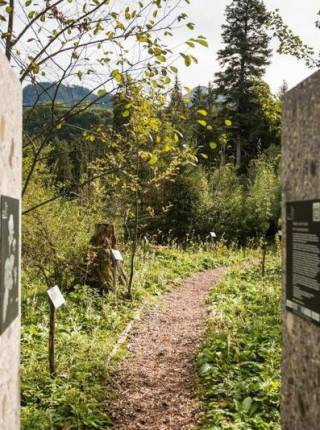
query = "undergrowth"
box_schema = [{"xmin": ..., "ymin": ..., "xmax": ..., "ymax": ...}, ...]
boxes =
[
  {"xmin": 21, "ymin": 244, "xmax": 249, "ymax": 429},
  {"xmin": 197, "ymin": 250, "xmax": 281, "ymax": 430}
]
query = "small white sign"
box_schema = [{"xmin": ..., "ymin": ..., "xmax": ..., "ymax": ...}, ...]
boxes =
[
  {"xmin": 47, "ymin": 286, "xmax": 65, "ymax": 309},
  {"xmin": 210, "ymin": 232, "xmax": 217, "ymax": 239},
  {"xmin": 112, "ymin": 249, "xmax": 123, "ymax": 262}
]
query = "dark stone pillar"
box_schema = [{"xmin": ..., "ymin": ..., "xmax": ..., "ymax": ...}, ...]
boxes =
[{"xmin": 282, "ymin": 70, "xmax": 320, "ymax": 429}]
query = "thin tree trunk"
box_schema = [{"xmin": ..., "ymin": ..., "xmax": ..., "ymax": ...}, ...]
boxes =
[
  {"xmin": 5, "ymin": 0, "xmax": 14, "ymax": 61},
  {"xmin": 128, "ymin": 195, "xmax": 139, "ymax": 299},
  {"xmin": 261, "ymin": 243, "xmax": 267, "ymax": 277},
  {"xmin": 236, "ymin": 134, "xmax": 241, "ymax": 170},
  {"xmin": 220, "ymin": 142, "xmax": 226, "ymax": 168}
]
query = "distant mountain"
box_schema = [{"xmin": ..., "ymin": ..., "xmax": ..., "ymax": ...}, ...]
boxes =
[{"xmin": 23, "ymin": 82, "xmax": 113, "ymax": 108}]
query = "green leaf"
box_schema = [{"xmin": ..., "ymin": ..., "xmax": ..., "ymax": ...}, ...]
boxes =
[
  {"xmin": 111, "ymin": 70, "xmax": 123, "ymax": 82},
  {"xmin": 137, "ymin": 33, "xmax": 148, "ymax": 43},
  {"xmin": 200, "ymin": 363, "xmax": 212, "ymax": 374},
  {"xmin": 186, "ymin": 41, "xmax": 195, "ymax": 48},
  {"xmin": 156, "ymin": 55, "xmax": 166, "ymax": 63},
  {"xmin": 198, "ymin": 120, "xmax": 207, "ymax": 127},
  {"xmin": 209, "ymin": 142, "xmax": 217, "ymax": 150},
  {"xmin": 242, "ymin": 397, "xmax": 253, "ymax": 414},
  {"xmin": 184, "ymin": 56, "xmax": 192, "ymax": 67},
  {"xmin": 148, "ymin": 154, "xmax": 158, "ymax": 165},
  {"xmin": 181, "ymin": 53, "xmax": 192, "ymax": 67},
  {"xmin": 197, "ymin": 109, "xmax": 207, "ymax": 116},
  {"xmin": 97, "ymin": 89, "xmax": 106, "ymax": 97},
  {"xmin": 194, "ymin": 38, "xmax": 208, "ymax": 47}
]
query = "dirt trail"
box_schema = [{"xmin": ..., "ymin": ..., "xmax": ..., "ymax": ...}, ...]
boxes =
[{"xmin": 108, "ymin": 267, "xmax": 226, "ymax": 430}]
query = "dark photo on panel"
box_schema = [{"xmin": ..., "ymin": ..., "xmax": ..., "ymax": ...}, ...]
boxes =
[{"xmin": 0, "ymin": 196, "xmax": 20, "ymax": 335}]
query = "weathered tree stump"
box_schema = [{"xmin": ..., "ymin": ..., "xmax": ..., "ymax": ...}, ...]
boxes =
[{"xmin": 85, "ymin": 224, "xmax": 127, "ymax": 292}]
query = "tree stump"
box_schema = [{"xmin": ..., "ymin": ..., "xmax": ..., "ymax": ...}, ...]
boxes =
[{"xmin": 85, "ymin": 224, "xmax": 128, "ymax": 292}]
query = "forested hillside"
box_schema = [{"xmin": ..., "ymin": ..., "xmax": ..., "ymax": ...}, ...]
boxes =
[
  {"xmin": 23, "ymin": 75, "xmax": 281, "ymax": 246},
  {"xmin": 23, "ymin": 83, "xmax": 113, "ymax": 108}
]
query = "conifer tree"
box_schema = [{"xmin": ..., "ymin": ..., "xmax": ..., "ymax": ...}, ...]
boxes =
[
  {"xmin": 207, "ymin": 82, "xmax": 215, "ymax": 111},
  {"xmin": 192, "ymin": 86, "xmax": 207, "ymax": 109},
  {"xmin": 278, "ymin": 80, "xmax": 289, "ymax": 101},
  {"xmin": 167, "ymin": 76, "xmax": 188, "ymax": 127},
  {"xmin": 166, "ymin": 76, "xmax": 194, "ymax": 147},
  {"xmin": 191, "ymin": 86, "xmax": 215, "ymax": 166},
  {"xmin": 215, "ymin": 0, "xmax": 272, "ymax": 170}
]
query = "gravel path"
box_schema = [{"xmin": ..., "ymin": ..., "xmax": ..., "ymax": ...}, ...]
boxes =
[{"xmin": 108, "ymin": 268, "xmax": 226, "ymax": 430}]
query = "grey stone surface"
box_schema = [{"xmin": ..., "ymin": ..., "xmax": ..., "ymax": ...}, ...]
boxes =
[
  {"xmin": 282, "ymin": 70, "xmax": 320, "ymax": 429},
  {"xmin": 0, "ymin": 52, "xmax": 22, "ymax": 429}
]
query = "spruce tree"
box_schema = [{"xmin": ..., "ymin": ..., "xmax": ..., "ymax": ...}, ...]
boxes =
[
  {"xmin": 215, "ymin": 0, "xmax": 272, "ymax": 170},
  {"xmin": 166, "ymin": 76, "xmax": 191, "ymax": 143},
  {"xmin": 278, "ymin": 79, "xmax": 289, "ymax": 101},
  {"xmin": 191, "ymin": 85, "xmax": 216, "ymax": 166},
  {"xmin": 167, "ymin": 77, "xmax": 188, "ymax": 125},
  {"xmin": 207, "ymin": 82, "xmax": 215, "ymax": 111}
]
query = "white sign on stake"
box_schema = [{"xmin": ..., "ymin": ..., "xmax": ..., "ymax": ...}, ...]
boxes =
[
  {"xmin": 47, "ymin": 286, "xmax": 65, "ymax": 310},
  {"xmin": 112, "ymin": 249, "xmax": 123, "ymax": 262},
  {"xmin": 210, "ymin": 232, "xmax": 217, "ymax": 239}
]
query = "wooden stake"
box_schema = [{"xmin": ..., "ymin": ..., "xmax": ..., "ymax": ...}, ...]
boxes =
[
  {"xmin": 113, "ymin": 261, "xmax": 118, "ymax": 304},
  {"xmin": 49, "ymin": 300, "xmax": 56, "ymax": 377},
  {"xmin": 143, "ymin": 238, "xmax": 148, "ymax": 262},
  {"xmin": 261, "ymin": 243, "xmax": 267, "ymax": 277}
]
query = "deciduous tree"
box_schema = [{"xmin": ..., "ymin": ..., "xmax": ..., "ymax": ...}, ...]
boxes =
[{"xmin": 0, "ymin": 0, "xmax": 204, "ymax": 197}]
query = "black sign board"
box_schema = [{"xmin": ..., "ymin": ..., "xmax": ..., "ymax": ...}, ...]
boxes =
[
  {"xmin": 0, "ymin": 196, "xmax": 20, "ymax": 335},
  {"xmin": 286, "ymin": 200, "xmax": 320, "ymax": 324}
]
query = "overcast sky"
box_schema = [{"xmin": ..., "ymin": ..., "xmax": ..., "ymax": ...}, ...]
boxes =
[{"xmin": 176, "ymin": 0, "xmax": 320, "ymax": 94}]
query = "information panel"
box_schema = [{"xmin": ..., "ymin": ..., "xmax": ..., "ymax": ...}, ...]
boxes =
[
  {"xmin": 286, "ymin": 200, "xmax": 320, "ymax": 323},
  {"xmin": 0, "ymin": 196, "xmax": 20, "ymax": 335}
]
